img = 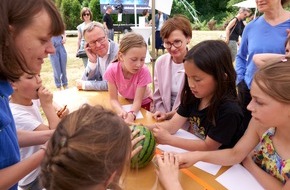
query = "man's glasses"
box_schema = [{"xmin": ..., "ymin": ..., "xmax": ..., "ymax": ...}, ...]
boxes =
[
  {"xmin": 83, "ymin": 13, "xmax": 90, "ymax": 17},
  {"xmin": 163, "ymin": 40, "xmax": 183, "ymax": 49},
  {"xmin": 88, "ymin": 36, "xmax": 106, "ymax": 47}
]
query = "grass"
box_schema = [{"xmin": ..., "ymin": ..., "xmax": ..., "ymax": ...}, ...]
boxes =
[{"xmin": 40, "ymin": 30, "xmax": 225, "ymax": 91}]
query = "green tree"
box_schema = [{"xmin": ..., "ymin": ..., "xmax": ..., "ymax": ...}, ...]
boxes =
[{"xmin": 61, "ymin": 0, "xmax": 81, "ymax": 30}]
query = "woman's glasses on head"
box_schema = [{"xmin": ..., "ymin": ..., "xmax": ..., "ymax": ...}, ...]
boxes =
[{"xmin": 83, "ymin": 13, "xmax": 90, "ymax": 17}]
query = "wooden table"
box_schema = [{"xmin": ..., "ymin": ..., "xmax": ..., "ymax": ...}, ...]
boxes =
[{"xmin": 53, "ymin": 88, "xmax": 229, "ymax": 190}]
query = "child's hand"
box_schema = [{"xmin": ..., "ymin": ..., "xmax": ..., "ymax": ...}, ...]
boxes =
[
  {"xmin": 152, "ymin": 125, "xmax": 171, "ymax": 144},
  {"xmin": 118, "ymin": 110, "xmax": 128, "ymax": 120},
  {"xmin": 175, "ymin": 152, "xmax": 199, "ymax": 169},
  {"xmin": 131, "ymin": 129, "xmax": 145, "ymax": 158},
  {"xmin": 152, "ymin": 111, "xmax": 167, "ymax": 121},
  {"xmin": 38, "ymin": 86, "xmax": 53, "ymax": 107},
  {"xmin": 156, "ymin": 152, "xmax": 182, "ymax": 190}
]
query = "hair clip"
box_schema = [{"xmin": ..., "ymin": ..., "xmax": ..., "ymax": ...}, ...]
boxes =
[{"xmin": 60, "ymin": 136, "xmax": 67, "ymax": 147}]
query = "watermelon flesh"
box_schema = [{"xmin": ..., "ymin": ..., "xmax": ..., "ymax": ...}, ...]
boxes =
[{"xmin": 130, "ymin": 125, "xmax": 156, "ymax": 169}]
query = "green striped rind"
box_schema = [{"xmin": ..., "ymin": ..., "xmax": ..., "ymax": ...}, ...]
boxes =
[{"xmin": 130, "ymin": 125, "xmax": 156, "ymax": 169}]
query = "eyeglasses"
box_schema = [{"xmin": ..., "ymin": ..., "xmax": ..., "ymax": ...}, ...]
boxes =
[
  {"xmin": 163, "ymin": 40, "xmax": 183, "ymax": 49},
  {"xmin": 88, "ymin": 36, "xmax": 106, "ymax": 47},
  {"xmin": 83, "ymin": 13, "xmax": 90, "ymax": 17}
]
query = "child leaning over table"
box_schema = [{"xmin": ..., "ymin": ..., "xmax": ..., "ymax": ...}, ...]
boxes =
[
  {"xmin": 104, "ymin": 32, "xmax": 152, "ymax": 123},
  {"xmin": 164, "ymin": 60, "xmax": 290, "ymax": 190},
  {"xmin": 40, "ymin": 104, "xmax": 144, "ymax": 190},
  {"xmin": 146, "ymin": 40, "xmax": 245, "ymax": 151},
  {"xmin": 9, "ymin": 72, "xmax": 68, "ymax": 190}
]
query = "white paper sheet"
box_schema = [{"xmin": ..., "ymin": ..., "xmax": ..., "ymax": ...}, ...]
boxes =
[
  {"xmin": 122, "ymin": 104, "xmax": 143, "ymax": 119},
  {"xmin": 157, "ymin": 129, "xmax": 222, "ymax": 175},
  {"xmin": 216, "ymin": 164, "xmax": 264, "ymax": 190},
  {"xmin": 194, "ymin": 162, "xmax": 222, "ymax": 176}
]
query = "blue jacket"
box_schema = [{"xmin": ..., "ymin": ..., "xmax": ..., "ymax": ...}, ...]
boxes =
[{"xmin": 0, "ymin": 80, "xmax": 20, "ymax": 190}]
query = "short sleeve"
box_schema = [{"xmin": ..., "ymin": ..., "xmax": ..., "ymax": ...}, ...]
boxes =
[{"xmin": 136, "ymin": 66, "xmax": 152, "ymax": 87}]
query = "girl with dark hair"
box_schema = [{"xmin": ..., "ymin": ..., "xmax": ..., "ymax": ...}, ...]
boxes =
[{"xmin": 147, "ymin": 40, "xmax": 245, "ymax": 151}]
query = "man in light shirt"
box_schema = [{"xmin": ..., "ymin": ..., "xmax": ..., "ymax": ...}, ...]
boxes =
[{"xmin": 76, "ymin": 21, "xmax": 118, "ymax": 91}]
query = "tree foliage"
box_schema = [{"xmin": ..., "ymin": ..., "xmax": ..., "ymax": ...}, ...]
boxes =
[{"xmin": 61, "ymin": 0, "xmax": 81, "ymax": 30}]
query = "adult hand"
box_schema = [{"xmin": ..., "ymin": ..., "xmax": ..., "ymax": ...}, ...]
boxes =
[
  {"xmin": 85, "ymin": 43, "xmax": 98, "ymax": 63},
  {"xmin": 152, "ymin": 111, "xmax": 167, "ymax": 121},
  {"xmin": 156, "ymin": 152, "xmax": 183, "ymax": 190},
  {"xmin": 75, "ymin": 79, "xmax": 83, "ymax": 90}
]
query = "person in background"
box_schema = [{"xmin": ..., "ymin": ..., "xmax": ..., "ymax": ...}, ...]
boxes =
[
  {"xmin": 152, "ymin": 15, "xmax": 192, "ymax": 122},
  {"xmin": 76, "ymin": 7, "xmax": 93, "ymax": 68},
  {"xmin": 104, "ymin": 32, "xmax": 152, "ymax": 123},
  {"xmin": 147, "ymin": 40, "xmax": 245, "ymax": 151},
  {"xmin": 235, "ymin": 0, "xmax": 290, "ymax": 131},
  {"xmin": 155, "ymin": 10, "xmax": 168, "ymax": 56},
  {"xmin": 253, "ymin": 36, "xmax": 290, "ymax": 68},
  {"xmin": 103, "ymin": 5, "xmax": 114, "ymax": 41},
  {"xmin": 174, "ymin": 60, "xmax": 290, "ymax": 190},
  {"xmin": 142, "ymin": 9, "xmax": 152, "ymax": 26},
  {"xmin": 76, "ymin": 21, "xmax": 119, "ymax": 91},
  {"xmin": 142, "ymin": 9, "xmax": 152, "ymax": 45},
  {"xmin": 0, "ymin": 0, "xmax": 64, "ymax": 189},
  {"xmin": 9, "ymin": 72, "xmax": 67, "ymax": 190},
  {"xmin": 50, "ymin": 34, "xmax": 68, "ymax": 90},
  {"xmin": 40, "ymin": 104, "xmax": 144, "ymax": 190},
  {"xmin": 225, "ymin": 7, "xmax": 251, "ymax": 61}
]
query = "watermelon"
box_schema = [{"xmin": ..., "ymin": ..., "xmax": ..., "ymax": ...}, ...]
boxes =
[{"xmin": 130, "ymin": 125, "xmax": 156, "ymax": 169}]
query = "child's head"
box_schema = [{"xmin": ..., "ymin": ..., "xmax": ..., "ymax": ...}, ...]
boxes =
[
  {"xmin": 10, "ymin": 72, "xmax": 42, "ymax": 101},
  {"xmin": 248, "ymin": 60, "xmax": 290, "ymax": 126},
  {"xmin": 252, "ymin": 60, "xmax": 290, "ymax": 104},
  {"xmin": 118, "ymin": 32, "xmax": 147, "ymax": 74},
  {"xmin": 40, "ymin": 104, "xmax": 131, "ymax": 190},
  {"xmin": 181, "ymin": 40, "xmax": 237, "ymax": 124}
]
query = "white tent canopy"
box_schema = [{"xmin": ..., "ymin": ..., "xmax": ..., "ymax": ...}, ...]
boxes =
[{"xmin": 233, "ymin": 0, "xmax": 256, "ymax": 8}]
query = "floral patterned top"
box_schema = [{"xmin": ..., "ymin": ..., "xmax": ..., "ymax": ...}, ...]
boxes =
[{"xmin": 253, "ymin": 127, "xmax": 290, "ymax": 184}]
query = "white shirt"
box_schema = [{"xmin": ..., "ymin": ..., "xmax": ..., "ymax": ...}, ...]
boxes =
[{"xmin": 9, "ymin": 100, "xmax": 43, "ymax": 186}]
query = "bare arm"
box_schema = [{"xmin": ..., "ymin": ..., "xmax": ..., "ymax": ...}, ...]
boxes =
[
  {"xmin": 225, "ymin": 18, "xmax": 237, "ymax": 44},
  {"xmin": 107, "ymin": 82, "xmax": 127, "ymax": 118},
  {"xmin": 146, "ymin": 112, "xmax": 187, "ymax": 133},
  {"xmin": 253, "ymin": 53, "xmax": 286, "ymax": 68},
  {"xmin": 125, "ymin": 86, "xmax": 147, "ymax": 122},
  {"xmin": 38, "ymin": 86, "xmax": 60, "ymax": 130},
  {"xmin": 0, "ymin": 149, "xmax": 45, "ymax": 190},
  {"xmin": 153, "ymin": 125, "xmax": 221, "ymax": 151},
  {"xmin": 176, "ymin": 118, "xmax": 262, "ymax": 168},
  {"xmin": 77, "ymin": 30, "xmax": 82, "ymax": 50},
  {"xmin": 17, "ymin": 130, "xmax": 54, "ymax": 147}
]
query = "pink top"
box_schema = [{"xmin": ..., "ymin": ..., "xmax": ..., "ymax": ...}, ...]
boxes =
[{"xmin": 104, "ymin": 61, "xmax": 152, "ymax": 105}]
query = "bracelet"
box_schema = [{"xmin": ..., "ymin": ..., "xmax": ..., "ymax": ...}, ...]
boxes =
[{"xmin": 128, "ymin": 111, "xmax": 136, "ymax": 120}]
